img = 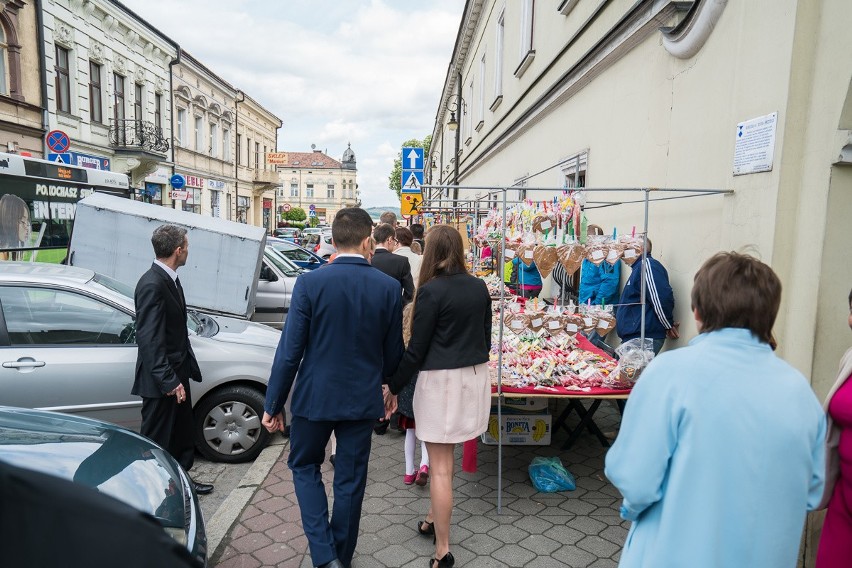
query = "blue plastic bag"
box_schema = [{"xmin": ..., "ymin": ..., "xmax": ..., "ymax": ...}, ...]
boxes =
[{"xmin": 528, "ymin": 456, "xmax": 576, "ymax": 492}]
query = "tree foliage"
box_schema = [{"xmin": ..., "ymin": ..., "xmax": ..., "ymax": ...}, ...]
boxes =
[
  {"xmin": 389, "ymin": 134, "xmax": 432, "ymax": 199},
  {"xmin": 283, "ymin": 207, "xmax": 307, "ymax": 222}
]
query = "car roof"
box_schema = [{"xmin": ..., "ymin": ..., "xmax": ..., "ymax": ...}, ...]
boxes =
[{"xmin": 0, "ymin": 262, "xmax": 96, "ymax": 285}]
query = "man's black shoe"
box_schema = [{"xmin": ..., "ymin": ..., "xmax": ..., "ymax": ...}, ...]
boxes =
[
  {"xmin": 373, "ymin": 418, "xmax": 389, "ymax": 435},
  {"xmin": 318, "ymin": 560, "xmax": 345, "ymax": 568},
  {"xmin": 193, "ymin": 482, "xmax": 214, "ymax": 495}
]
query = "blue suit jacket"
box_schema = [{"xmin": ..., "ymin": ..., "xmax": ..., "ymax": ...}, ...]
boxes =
[{"xmin": 264, "ymin": 256, "xmax": 404, "ymax": 421}]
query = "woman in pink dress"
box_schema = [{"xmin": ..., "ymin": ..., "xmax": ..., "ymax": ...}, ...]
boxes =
[{"xmin": 816, "ymin": 288, "xmax": 852, "ymax": 567}]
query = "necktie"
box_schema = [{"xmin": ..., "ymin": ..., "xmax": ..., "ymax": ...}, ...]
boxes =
[{"xmin": 175, "ymin": 277, "xmax": 186, "ymax": 311}]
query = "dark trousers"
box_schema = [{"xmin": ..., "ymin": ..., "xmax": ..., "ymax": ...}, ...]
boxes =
[
  {"xmin": 288, "ymin": 416, "xmax": 373, "ymax": 567},
  {"xmin": 140, "ymin": 382, "xmax": 195, "ymax": 471}
]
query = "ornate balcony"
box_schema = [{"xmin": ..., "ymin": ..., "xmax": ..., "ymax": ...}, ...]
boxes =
[{"xmin": 109, "ymin": 119, "xmax": 170, "ymax": 154}]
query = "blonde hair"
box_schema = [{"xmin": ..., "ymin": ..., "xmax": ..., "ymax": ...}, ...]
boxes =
[{"xmin": 402, "ymin": 303, "xmax": 414, "ymax": 347}]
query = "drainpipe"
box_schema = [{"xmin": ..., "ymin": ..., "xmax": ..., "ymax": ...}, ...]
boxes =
[
  {"xmin": 36, "ymin": 0, "xmax": 49, "ymax": 155},
  {"xmin": 168, "ymin": 46, "xmax": 181, "ymax": 208},
  {"xmin": 235, "ymin": 91, "xmax": 245, "ymax": 222}
]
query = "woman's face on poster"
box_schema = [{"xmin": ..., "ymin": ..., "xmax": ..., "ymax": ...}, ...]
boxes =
[{"xmin": 18, "ymin": 208, "xmax": 30, "ymax": 243}]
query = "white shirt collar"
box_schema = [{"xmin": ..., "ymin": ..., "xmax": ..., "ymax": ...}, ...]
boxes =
[
  {"xmin": 336, "ymin": 253, "xmax": 366, "ymax": 259},
  {"xmin": 154, "ymin": 259, "xmax": 178, "ymax": 282}
]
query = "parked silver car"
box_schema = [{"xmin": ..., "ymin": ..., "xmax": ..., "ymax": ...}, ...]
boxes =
[
  {"xmin": 0, "ymin": 262, "xmax": 282, "ymax": 463},
  {"xmin": 252, "ymin": 245, "xmax": 304, "ymax": 329}
]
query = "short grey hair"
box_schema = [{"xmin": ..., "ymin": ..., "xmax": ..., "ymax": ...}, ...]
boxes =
[
  {"xmin": 379, "ymin": 211, "xmax": 398, "ymax": 225},
  {"xmin": 151, "ymin": 224, "xmax": 187, "ymax": 259}
]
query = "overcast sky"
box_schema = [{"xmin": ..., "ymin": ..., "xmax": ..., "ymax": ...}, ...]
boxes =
[{"xmin": 121, "ymin": 0, "xmax": 463, "ymax": 208}]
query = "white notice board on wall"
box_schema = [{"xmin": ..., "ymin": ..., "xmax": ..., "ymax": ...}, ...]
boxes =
[{"xmin": 733, "ymin": 112, "xmax": 778, "ymax": 176}]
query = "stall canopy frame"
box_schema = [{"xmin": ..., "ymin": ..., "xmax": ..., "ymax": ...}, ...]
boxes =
[{"xmin": 416, "ymin": 184, "xmax": 734, "ymax": 513}]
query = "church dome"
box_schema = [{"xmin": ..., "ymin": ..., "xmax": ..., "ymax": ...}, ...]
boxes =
[{"xmin": 341, "ymin": 143, "xmax": 356, "ymax": 169}]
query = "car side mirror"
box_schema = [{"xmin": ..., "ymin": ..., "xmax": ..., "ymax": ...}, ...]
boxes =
[
  {"xmin": 309, "ymin": 257, "xmax": 319, "ymax": 263},
  {"xmin": 259, "ymin": 265, "xmax": 278, "ymax": 282}
]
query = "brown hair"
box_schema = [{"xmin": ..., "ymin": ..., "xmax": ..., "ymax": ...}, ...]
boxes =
[
  {"xmin": 417, "ymin": 224, "xmax": 466, "ymax": 288},
  {"xmin": 395, "ymin": 226, "xmax": 413, "ymax": 247},
  {"xmin": 691, "ymin": 251, "xmax": 781, "ymax": 345},
  {"xmin": 372, "ymin": 223, "xmax": 396, "ymax": 244},
  {"xmin": 402, "ymin": 303, "xmax": 414, "ymax": 347}
]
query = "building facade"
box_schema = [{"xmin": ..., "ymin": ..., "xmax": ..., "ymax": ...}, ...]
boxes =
[
  {"xmin": 277, "ymin": 145, "xmax": 359, "ymax": 225},
  {"xmin": 235, "ymin": 92, "xmax": 280, "ymax": 230},
  {"xmin": 0, "ymin": 0, "xmax": 43, "ymax": 157},
  {"xmin": 431, "ymin": 2, "xmax": 852, "ymax": 561},
  {"xmin": 41, "ymin": 0, "xmax": 176, "ymax": 193},
  {"xmin": 171, "ymin": 51, "xmax": 237, "ymax": 217}
]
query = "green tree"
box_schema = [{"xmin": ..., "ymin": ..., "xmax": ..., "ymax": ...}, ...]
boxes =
[
  {"xmin": 284, "ymin": 207, "xmax": 307, "ymax": 223},
  {"xmin": 389, "ymin": 134, "xmax": 431, "ymax": 198}
]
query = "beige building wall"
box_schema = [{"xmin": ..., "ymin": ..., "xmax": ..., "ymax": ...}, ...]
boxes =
[
  {"xmin": 433, "ymin": 1, "xmax": 852, "ymax": 406},
  {"xmin": 278, "ymin": 147, "xmax": 359, "ymax": 225},
  {"xmin": 235, "ymin": 92, "xmax": 280, "ymax": 230},
  {"xmin": 0, "ymin": 1, "xmax": 43, "ymax": 156},
  {"xmin": 171, "ymin": 52, "xmax": 237, "ymax": 218}
]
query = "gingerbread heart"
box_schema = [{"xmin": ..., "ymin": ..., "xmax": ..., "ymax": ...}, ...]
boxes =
[
  {"xmin": 557, "ymin": 243, "xmax": 585, "ymax": 274},
  {"xmin": 533, "ymin": 245, "xmax": 558, "ymax": 279},
  {"xmin": 563, "ymin": 314, "xmax": 583, "ymax": 335},
  {"xmin": 517, "ymin": 244, "xmax": 535, "ymax": 267}
]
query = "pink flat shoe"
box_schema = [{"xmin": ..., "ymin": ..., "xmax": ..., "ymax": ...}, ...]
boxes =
[
  {"xmin": 404, "ymin": 473, "xmax": 416, "ymax": 485},
  {"xmin": 415, "ymin": 465, "xmax": 429, "ymax": 486}
]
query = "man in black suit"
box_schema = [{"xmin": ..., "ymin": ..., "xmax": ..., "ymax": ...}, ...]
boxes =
[
  {"xmin": 370, "ymin": 223, "xmax": 414, "ymax": 305},
  {"xmin": 132, "ymin": 224, "xmax": 212, "ymax": 495}
]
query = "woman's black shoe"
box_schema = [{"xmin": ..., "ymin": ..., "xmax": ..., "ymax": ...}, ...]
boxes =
[
  {"xmin": 429, "ymin": 551, "xmax": 454, "ymax": 567},
  {"xmin": 417, "ymin": 519, "xmax": 435, "ymax": 536}
]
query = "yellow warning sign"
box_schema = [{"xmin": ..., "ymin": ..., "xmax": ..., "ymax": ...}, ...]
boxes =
[{"xmin": 400, "ymin": 191, "xmax": 422, "ymax": 217}]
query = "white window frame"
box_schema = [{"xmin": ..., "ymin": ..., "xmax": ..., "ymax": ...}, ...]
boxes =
[
  {"xmin": 477, "ymin": 54, "xmax": 485, "ymax": 129},
  {"xmin": 306, "ymin": 183, "xmax": 314, "ymax": 198},
  {"xmin": 493, "ymin": 9, "xmax": 504, "ymax": 107},
  {"xmin": 194, "ymin": 115, "xmax": 203, "ymax": 152},
  {"xmin": 176, "ymin": 108, "xmax": 186, "ymax": 147},
  {"xmin": 515, "ymin": 0, "xmax": 536, "ymax": 78},
  {"xmin": 327, "ymin": 183, "xmax": 335, "ymax": 199},
  {"xmin": 223, "ymin": 128, "xmax": 231, "ymax": 161},
  {"xmin": 209, "ymin": 123, "xmax": 218, "ymax": 157},
  {"xmin": 290, "ymin": 183, "xmax": 298, "ymax": 197},
  {"xmin": 465, "ymin": 80, "xmax": 474, "ymax": 144}
]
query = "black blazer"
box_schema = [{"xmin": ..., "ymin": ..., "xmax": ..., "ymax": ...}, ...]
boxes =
[
  {"xmin": 371, "ymin": 248, "xmax": 414, "ymax": 305},
  {"xmin": 132, "ymin": 264, "xmax": 202, "ymax": 398},
  {"xmin": 388, "ymin": 271, "xmax": 491, "ymax": 394}
]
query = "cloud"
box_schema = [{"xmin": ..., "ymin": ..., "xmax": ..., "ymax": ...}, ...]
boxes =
[{"xmin": 122, "ymin": 0, "xmax": 462, "ymax": 207}]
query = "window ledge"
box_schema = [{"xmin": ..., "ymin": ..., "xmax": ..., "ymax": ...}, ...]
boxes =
[
  {"xmin": 490, "ymin": 95, "xmax": 503, "ymax": 111},
  {"xmin": 514, "ymin": 50, "xmax": 536, "ymax": 78},
  {"xmin": 558, "ymin": 0, "xmax": 580, "ymax": 16},
  {"xmin": 464, "ymin": 136, "xmax": 472, "ymax": 146},
  {"xmin": 475, "ymin": 120, "xmax": 484, "ymax": 132},
  {"xmin": 56, "ymin": 111, "xmax": 82, "ymax": 127}
]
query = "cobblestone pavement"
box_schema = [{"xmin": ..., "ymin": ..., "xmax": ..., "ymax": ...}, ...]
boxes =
[{"xmin": 213, "ymin": 400, "xmax": 627, "ymax": 567}]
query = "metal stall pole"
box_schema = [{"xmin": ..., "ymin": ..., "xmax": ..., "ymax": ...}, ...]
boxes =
[
  {"xmin": 640, "ymin": 188, "xmax": 650, "ymax": 345},
  {"xmin": 497, "ymin": 186, "xmax": 508, "ymax": 514}
]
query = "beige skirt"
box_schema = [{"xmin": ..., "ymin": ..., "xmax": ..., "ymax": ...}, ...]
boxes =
[{"xmin": 413, "ymin": 363, "xmax": 490, "ymax": 444}]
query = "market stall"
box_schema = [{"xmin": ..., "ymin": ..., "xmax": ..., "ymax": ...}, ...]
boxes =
[{"xmin": 415, "ymin": 183, "xmax": 733, "ymax": 512}]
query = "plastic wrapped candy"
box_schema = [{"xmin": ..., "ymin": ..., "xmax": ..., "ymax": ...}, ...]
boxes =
[{"xmin": 606, "ymin": 337, "xmax": 655, "ymax": 389}]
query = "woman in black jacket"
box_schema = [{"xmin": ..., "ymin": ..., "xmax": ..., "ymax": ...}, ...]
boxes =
[{"xmin": 386, "ymin": 224, "xmax": 492, "ymax": 568}]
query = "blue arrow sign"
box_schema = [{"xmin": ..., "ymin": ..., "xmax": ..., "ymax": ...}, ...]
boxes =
[
  {"xmin": 402, "ymin": 146, "xmax": 424, "ymax": 171},
  {"xmin": 401, "ymin": 170, "xmax": 423, "ymax": 193}
]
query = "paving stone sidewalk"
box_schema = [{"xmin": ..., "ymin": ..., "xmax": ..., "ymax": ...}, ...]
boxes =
[{"xmin": 212, "ymin": 400, "xmax": 627, "ymax": 567}]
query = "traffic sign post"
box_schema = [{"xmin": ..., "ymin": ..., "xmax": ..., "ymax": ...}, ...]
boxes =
[
  {"xmin": 308, "ymin": 210, "xmax": 317, "ymax": 218},
  {"xmin": 282, "ymin": 203, "xmax": 292, "ymax": 212},
  {"xmin": 401, "ymin": 191, "xmax": 422, "ymax": 217},
  {"xmin": 169, "ymin": 174, "xmax": 186, "ymax": 190},
  {"xmin": 46, "ymin": 130, "xmax": 70, "ymax": 153},
  {"xmin": 401, "ymin": 170, "xmax": 423, "ymax": 193},
  {"xmin": 47, "ymin": 153, "xmax": 72, "ymax": 164}
]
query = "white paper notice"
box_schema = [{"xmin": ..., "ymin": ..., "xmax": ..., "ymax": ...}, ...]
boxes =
[
  {"xmin": 505, "ymin": 249, "xmax": 516, "ymax": 259},
  {"xmin": 624, "ymin": 249, "xmax": 636, "ymax": 259},
  {"xmin": 733, "ymin": 112, "xmax": 778, "ymax": 176},
  {"xmin": 592, "ymin": 250, "xmax": 604, "ymax": 260},
  {"xmin": 548, "ymin": 320, "xmax": 561, "ymax": 329},
  {"xmin": 531, "ymin": 318, "xmax": 543, "ymax": 327},
  {"xmin": 525, "ymin": 250, "xmax": 534, "ymax": 259},
  {"xmin": 540, "ymin": 220, "xmax": 552, "ymax": 230}
]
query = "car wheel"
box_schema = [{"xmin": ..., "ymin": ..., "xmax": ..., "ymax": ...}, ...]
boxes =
[{"xmin": 193, "ymin": 386, "xmax": 274, "ymax": 463}]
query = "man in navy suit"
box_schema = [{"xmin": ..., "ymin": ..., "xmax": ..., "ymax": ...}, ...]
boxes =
[{"xmin": 263, "ymin": 207, "xmax": 404, "ymax": 568}]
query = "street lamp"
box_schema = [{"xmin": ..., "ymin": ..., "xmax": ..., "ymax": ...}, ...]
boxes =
[{"xmin": 444, "ymin": 91, "xmax": 466, "ymax": 201}]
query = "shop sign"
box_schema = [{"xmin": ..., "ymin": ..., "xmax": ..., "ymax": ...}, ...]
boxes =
[
  {"xmin": 170, "ymin": 190, "xmax": 189, "ymax": 200},
  {"xmin": 207, "ymin": 179, "xmax": 226, "ymax": 191},
  {"xmin": 266, "ymin": 152, "xmax": 288, "ymax": 165},
  {"xmin": 263, "ymin": 198, "xmax": 272, "ymax": 208},
  {"xmin": 184, "ymin": 175, "xmax": 205, "ymax": 188},
  {"xmin": 146, "ymin": 166, "xmax": 171, "ymax": 185}
]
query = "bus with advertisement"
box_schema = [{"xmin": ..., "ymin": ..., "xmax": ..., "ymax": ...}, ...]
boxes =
[{"xmin": 0, "ymin": 152, "xmax": 129, "ymax": 262}]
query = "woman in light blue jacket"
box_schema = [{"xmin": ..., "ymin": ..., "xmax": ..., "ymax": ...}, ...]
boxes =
[{"xmin": 605, "ymin": 252, "xmax": 825, "ymax": 568}]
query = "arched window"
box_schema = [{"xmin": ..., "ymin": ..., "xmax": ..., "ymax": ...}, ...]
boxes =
[{"xmin": 0, "ymin": 26, "xmax": 8, "ymax": 95}]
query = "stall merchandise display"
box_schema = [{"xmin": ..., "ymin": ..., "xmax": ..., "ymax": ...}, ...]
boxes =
[{"xmin": 489, "ymin": 297, "xmax": 618, "ymax": 391}]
